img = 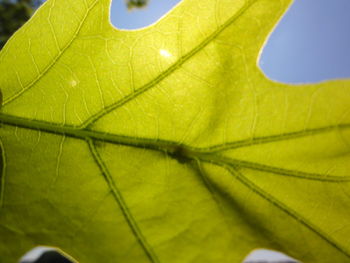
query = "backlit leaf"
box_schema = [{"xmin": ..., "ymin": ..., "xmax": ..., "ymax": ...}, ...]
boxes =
[{"xmin": 0, "ymin": 0, "xmax": 350, "ymax": 262}]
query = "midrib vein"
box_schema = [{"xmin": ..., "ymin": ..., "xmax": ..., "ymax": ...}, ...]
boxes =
[
  {"xmin": 1, "ymin": 113, "xmax": 348, "ymax": 182},
  {"xmin": 0, "ymin": 114, "xmax": 179, "ymax": 153}
]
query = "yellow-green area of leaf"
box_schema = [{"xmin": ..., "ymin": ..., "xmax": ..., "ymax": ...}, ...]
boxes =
[{"xmin": 1, "ymin": 0, "xmax": 350, "ymax": 262}]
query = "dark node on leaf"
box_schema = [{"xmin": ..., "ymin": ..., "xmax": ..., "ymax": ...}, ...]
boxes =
[
  {"xmin": 168, "ymin": 146, "xmax": 192, "ymax": 164},
  {"xmin": 93, "ymin": 140, "xmax": 105, "ymax": 149}
]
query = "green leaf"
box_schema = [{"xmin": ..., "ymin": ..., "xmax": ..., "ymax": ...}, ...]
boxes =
[{"xmin": 1, "ymin": 0, "xmax": 350, "ymax": 262}]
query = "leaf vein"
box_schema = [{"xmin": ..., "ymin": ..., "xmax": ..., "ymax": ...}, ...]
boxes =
[
  {"xmin": 79, "ymin": 0, "xmax": 258, "ymax": 128},
  {"xmin": 218, "ymin": 164, "xmax": 350, "ymax": 259},
  {"xmin": 212, "ymin": 156, "xmax": 350, "ymax": 182},
  {"xmin": 202, "ymin": 123, "xmax": 350, "ymax": 152},
  {"xmin": 0, "ymin": 114, "xmax": 349, "ymax": 182},
  {"xmin": 87, "ymin": 139, "xmax": 160, "ymax": 263},
  {"xmin": 2, "ymin": 0, "xmax": 99, "ymax": 106}
]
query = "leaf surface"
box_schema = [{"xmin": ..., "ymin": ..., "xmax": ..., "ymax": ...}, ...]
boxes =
[{"xmin": 1, "ymin": 0, "xmax": 350, "ymax": 262}]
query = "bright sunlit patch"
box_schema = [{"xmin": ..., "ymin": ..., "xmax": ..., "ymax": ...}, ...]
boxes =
[
  {"xmin": 159, "ymin": 49, "xmax": 172, "ymax": 58},
  {"xmin": 70, "ymin": 80, "xmax": 77, "ymax": 87}
]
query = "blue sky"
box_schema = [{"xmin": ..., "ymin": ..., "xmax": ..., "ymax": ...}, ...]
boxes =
[{"xmin": 260, "ymin": 0, "xmax": 350, "ymax": 83}]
